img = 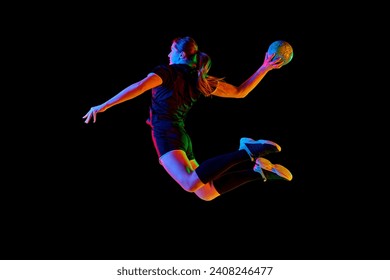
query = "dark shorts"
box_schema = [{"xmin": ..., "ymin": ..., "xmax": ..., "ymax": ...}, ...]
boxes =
[{"xmin": 148, "ymin": 120, "xmax": 195, "ymax": 161}]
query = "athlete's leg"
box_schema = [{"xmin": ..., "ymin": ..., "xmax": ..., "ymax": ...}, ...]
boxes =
[
  {"xmin": 160, "ymin": 148, "xmax": 252, "ymax": 192},
  {"xmin": 159, "ymin": 150, "xmax": 244, "ymax": 200},
  {"xmin": 159, "ymin": 150, "xmax": 206, "ymax": 193},
  {"xmin": 189, "ymin": 160, "xmax": 221, "ymax": 201},
  {"xmin": 194, "ymin": 182, "xmax": 221, "ymax": 201},
  {"xmin": 203, "ymin": 158, "xmax": 293, "ymax": 196},
  {"xmin": 158, "ymin": 138, "xmax": 286, "ymax": 201}
]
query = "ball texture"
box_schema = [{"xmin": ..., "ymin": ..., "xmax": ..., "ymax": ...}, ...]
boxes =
[{"xmin": 267, "ymin": 40, "xmax": 293, "ymax": 66}]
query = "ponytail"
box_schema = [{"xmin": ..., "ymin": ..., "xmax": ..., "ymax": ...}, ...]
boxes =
[
  {"xmin": 196, "ymin": 52, "xmax": 224, "ymax": 97},
  {"xmin": 173, "ymin": 36, "xmax": 224, "ymax": 97}
]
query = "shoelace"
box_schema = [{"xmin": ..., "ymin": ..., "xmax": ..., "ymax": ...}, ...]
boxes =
[{"xmin": 255, "ymin": 162, "xmax": 267, "ymax": 182}]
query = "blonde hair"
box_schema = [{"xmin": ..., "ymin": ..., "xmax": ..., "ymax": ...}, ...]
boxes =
[{"xmin": 173, "ymin": 36, "xmax": 224, "ymax": 97}]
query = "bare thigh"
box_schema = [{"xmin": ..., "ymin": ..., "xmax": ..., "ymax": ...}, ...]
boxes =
[{"xmin": 159, "ymin": 150, "xmax": 220, "ymax": 200}]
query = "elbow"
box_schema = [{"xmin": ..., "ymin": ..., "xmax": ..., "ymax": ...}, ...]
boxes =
[
  {"xmin": 234, "ymin": 87, "xmax": 249, "ymax": 98},
  {"xmin": 235, "ymin": 91, "xmax": 248, "ymax": 98}
]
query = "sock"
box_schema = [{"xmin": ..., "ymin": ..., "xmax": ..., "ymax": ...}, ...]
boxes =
[
  {"xmin": 195, "ymin": 150, "xmax": 249, "ymax": 184},
  {"xmin": 213, "ymin": 169, "xmax": 262, "ymax": 195}
]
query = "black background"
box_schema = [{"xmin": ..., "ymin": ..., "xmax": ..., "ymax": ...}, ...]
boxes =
[{"xmin": 4, "ymin": 5, "xmax": 388, "ymax": 260}]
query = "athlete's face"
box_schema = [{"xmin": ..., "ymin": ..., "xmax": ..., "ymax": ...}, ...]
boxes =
[{"xmin": 168, "ymin": 43, "xmax": 183, "ymax": 65}]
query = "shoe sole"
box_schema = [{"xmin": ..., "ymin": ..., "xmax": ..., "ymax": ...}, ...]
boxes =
[{"xmin": 255, "ymin": 157, "xmax": 293, "ymax": 181}]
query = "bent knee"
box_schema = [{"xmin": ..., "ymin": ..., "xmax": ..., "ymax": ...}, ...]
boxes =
[
  {"xmin": 195, "ymin": 192, "xmax": 219, "ymax": 201},
  {"xmin": 181, "ymin": 175, "xmax": 204, "ymax": 193},
  {"xmin": 194, "ymin": 185, "xmax": 220, "ymax": 201},
  {"xmin": 197, "ymin": 195, "xmax": 216, "ymax": 201}
]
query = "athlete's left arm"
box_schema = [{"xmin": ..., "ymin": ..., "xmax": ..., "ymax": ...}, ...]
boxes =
[{"xmin": 211, "ymin": 52, "xmax": 283, "ymax": 99}]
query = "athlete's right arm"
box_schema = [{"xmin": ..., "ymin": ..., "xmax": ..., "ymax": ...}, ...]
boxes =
[{"xmin": 83, "ymin": 73, "xmax": 162, "ymax": 124}]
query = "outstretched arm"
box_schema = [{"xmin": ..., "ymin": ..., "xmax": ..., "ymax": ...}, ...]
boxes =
[
  {"xmin": 212, "ymin": 52, "xmax": 284, "ymax": 98},
  {"xmin": 83, "ymin": 73, "xmax": 162, "ymax": 123}
]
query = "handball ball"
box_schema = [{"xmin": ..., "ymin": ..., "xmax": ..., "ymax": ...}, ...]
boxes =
[{"xmin": 267, "ymin": 40, "xmax": 293, "ymax": 66}]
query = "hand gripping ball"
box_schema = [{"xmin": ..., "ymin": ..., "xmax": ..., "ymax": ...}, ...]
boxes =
[{"xmin": 267, "ymin": 40, "xmax": 293, "ymax": 66}]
